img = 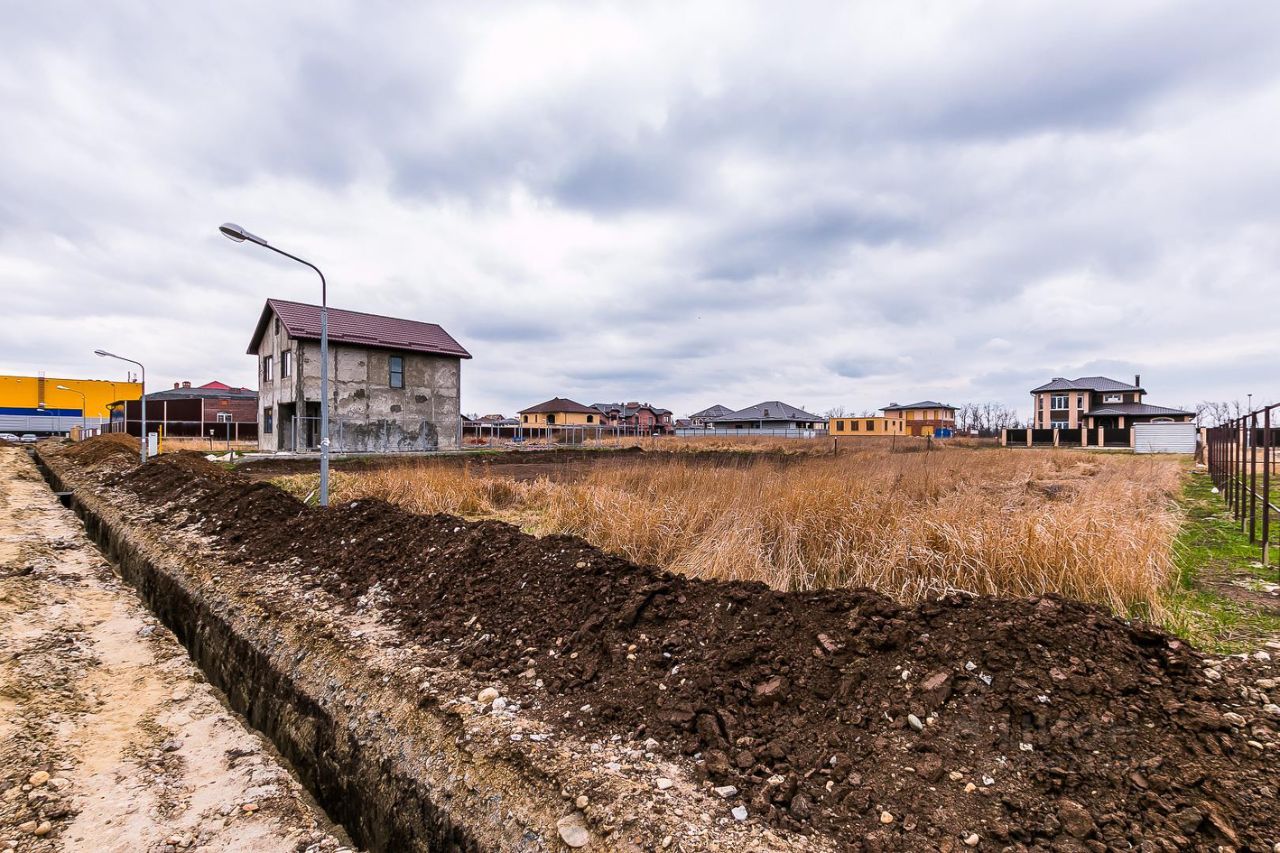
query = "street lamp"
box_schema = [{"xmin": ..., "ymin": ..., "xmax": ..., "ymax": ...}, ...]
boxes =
[
  {"xmin": 219, "ymin": 222, "xmax": 331, "ymax": 506},
  {"xmin": 55, "ymin": 385, "xmax": 87, "ymax": 435},
  {"xmin": 95, "ymin": 350, "xmax": 147, "ymax": 464}
]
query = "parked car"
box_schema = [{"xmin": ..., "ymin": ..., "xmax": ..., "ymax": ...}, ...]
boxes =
[
  {"xmin": 0, "ymin": 433, "xmax": 19, "ymax": 442},
  {"xmin": 19, "ymin": 434, "xmax": 39, "ymax": 443}
]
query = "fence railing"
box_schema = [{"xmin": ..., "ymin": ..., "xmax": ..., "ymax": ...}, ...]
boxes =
[{"xmin": 1206, "ymin": 405, "xmax": 1278, "ymax": 568}]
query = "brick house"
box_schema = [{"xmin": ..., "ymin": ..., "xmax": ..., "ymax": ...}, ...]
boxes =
[
  {"xmin": 1029, "ymin": 375, "xmax": 1193, "ymax": 430},
  {"xmin": 591, "ymin": 402, "xmax": 674, "ymax": 434}
]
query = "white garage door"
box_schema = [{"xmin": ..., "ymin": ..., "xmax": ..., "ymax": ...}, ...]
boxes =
[{"xmin": 1133, "ymin": 423, "xmax": 1197, "ymax": 454}]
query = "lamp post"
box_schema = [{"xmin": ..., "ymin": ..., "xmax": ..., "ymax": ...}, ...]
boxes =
[
  {"xmin": 55, "ymin": 385, "xmax": 87, "ymax": 435},
  {"xmin": 219, "ymin": 222, "xmax": 330, "ymax": 506},
  {"xmin": 95, "ymin": 350, "xmax": 146, "ymax": 464}
]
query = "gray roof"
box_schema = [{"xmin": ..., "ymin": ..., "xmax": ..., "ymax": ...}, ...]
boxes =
[
  {"xmin": 591, "ymin": 402, "xmax": 670, "ymax": 417},
  {"xmin": 690, "ymin": 404, "xmax": 733, "ymax": 419},
  {"xmin": 881, "ymin": 400, "xmax": 955, "ymax": 412},
  {"xmin": 713, "ymin": 401, "xmax": 823, "ymax": 423},
  {"xmin": 1031, "ymin": 376, "xmax": 1142, "ymax": 393},
  {"xmin": 1085, "ymin": 403, "xmax": 1193, "ymax": 417},
  {"xmin": 145, "ymin": 387, "xmax": 256, "ymax": 401}
]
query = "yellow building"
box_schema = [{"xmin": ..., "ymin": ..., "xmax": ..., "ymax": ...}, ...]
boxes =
[
  {"xmin": 828, "ymin": 415, "xmax": 906, "ymax": 436},
  {"xmin": 518, "ymin": 397, "xmax": 602, "ymax": 426},
  {"xmin": 0, "ymin": 374, "xmax": 142, "ymax": 420}
]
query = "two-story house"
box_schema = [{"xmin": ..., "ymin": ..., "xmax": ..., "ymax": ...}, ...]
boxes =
[
  {"xmin": 247, "ymin": 298, "xmax": 471, "ymax": 453},
  {"xmin": 1029, "ymin": 375, "xmax": 1193, "ymax": 430},
  {"xmin": 591, "ymin": 402, "xmax": 674, "ymax": 434},
  {"xmin": 880, "ymin": 401, "xmax": 956, "ymax": 437}
]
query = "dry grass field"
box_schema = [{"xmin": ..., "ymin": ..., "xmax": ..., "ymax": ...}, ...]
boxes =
[{"xmin": 276, "ymin": 445, "xmax": 1189, "ymax": 618}]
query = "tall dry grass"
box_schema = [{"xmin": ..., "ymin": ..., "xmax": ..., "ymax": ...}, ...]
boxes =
[
  {"xmin": 596, "ymin": 434, "xmax": 838, "ymax": 455},
  {"xmin": 275, "ymin": 447, "xmax": 1187, "ymax": 615}
]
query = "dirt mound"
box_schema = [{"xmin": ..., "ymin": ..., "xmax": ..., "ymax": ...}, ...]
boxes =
[
  {"xmin": 63, "ymin": 433, "xmax": 140, "ymax": 467},
  {"xmin": 107, "ymin": 454, "xmax": 1279, "ymax": 849}
]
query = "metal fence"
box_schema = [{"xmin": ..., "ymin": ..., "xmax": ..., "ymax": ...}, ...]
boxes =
[
  {"xmin": 674, "ymin": 427, "xmax": 826, "ymax": 438},
  {"xmin": 1206, "ymin": 404, "xmax": 1277, "ymax": 567}
]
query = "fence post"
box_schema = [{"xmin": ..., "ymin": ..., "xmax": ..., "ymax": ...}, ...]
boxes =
[
  {"xmin": 1000, "ymin": 429, "xmax": 1007, "ymax": 447},
  {"xmin": 1249, "ymin": 411, "xmax": 1259, "ymax": 542},
  {"xmin": 1053, "ymin": 429, "xmax": 1060, "ymax": 448},
  {"xmin": 1097, "ymin": 427, "xmax": 1104, "ymax": 447},
  {"xmin": 1263, "ymin": 407, "xmax": 1271, "ymax": 567},
  {"xmin": 1026, "ymin": 430, "xmax": 1032, "ymax": 448}
]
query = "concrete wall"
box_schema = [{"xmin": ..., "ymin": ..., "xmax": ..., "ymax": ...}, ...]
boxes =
[{"xmin": 256, "ymin": 318, "xmax": 462, "ymax": 453}]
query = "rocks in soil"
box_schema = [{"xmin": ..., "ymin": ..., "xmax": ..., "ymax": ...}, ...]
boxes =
[{"xmin": 555, "ymin": 813, "xmax": 590, "ymax": 848}]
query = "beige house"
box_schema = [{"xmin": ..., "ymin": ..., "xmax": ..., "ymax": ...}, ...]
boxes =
[{"xmin": 518, "ymin": 398, "xmax": 602, "ymax": 427}]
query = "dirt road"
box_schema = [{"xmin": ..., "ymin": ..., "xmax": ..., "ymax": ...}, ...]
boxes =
[{"xmin": 0, "ymin": 447, "xmax": 353, "ymax": 853}]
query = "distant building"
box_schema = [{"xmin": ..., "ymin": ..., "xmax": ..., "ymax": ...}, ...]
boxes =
[
  {"xmin": 111, "ymin": 380, "xmax": 258, "ymax": 439},
  {"xmin": 591, "ymin": 402, "xmax": 674, "ymax": 434},
  {"xmin": 248, "ymin": 298, "xmax": 471, "ymax": 453},
  {"xmin": 880, "ymin": 401, "xmax": 957, "ymax": 437},
  {"xmin": 829, "ymin": 415, "xmax": 905, "ymax": 438},
  {"xmin": 1029, "ymin": 375, "xmax": 1192, "ymax": 430},
  {"xmin": 518, "ymin": 398, "xmax": 601, "ymax": 427},
  {"xmin": 712, "ymin": 401, "xmax": 824, "ymax": 432},
  {"xmin": 689, "ymin": 404, "xmax": 733, "ymax": 428},
  {"xmin": 0, "ymin": 374, "xmax": 142, "ymax": 435}
]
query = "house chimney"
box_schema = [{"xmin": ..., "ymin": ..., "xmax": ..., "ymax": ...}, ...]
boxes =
[
  {"xmin": 1134, "ymin": 374, "xmax": 1140, "ymax": 388},
  {"xmin": 182, "ymin": 381, "xmax": 192, "ymax": 389},
  {"xmin": 173, "ymin": 382, "xmax": 180, "ymax": 389}
]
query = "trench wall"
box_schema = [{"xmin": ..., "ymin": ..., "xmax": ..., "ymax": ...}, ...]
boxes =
[{"xmin": 34, "ymin": 449, "xmax": 547, "ymax": 853}]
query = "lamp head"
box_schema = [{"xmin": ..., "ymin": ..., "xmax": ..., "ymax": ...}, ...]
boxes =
[
  {"xmin": 94, "ymin": 349, "xmax": 110, "ymax": 357},
  {"xmin": 56, "ymin": 385, "xmax": 69, "ymax": 391},
  {"xmin": 219, "ymin": 222, "xmax": 268, "ymax": 246}
]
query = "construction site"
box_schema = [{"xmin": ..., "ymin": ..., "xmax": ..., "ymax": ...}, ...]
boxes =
[{"xmin": 1, "ymin": 434, "xmax": 1278, "ymax": 851}]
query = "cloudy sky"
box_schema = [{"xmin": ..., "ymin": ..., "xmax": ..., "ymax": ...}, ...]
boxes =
[{"xmin": 3, "ymin": 2, "xmax": 1278, "ymax": 420}]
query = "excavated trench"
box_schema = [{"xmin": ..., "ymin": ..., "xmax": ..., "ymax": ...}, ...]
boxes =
[{"xmin": 32, "ymin": 449, "xmax": 481, "ymax": 853}]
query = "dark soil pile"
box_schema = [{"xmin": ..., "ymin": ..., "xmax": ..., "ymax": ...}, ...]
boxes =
[
  {"xmin": 106, "ymin": 453, "xmax": 1279, "ymax": 850},
  {"xmin": 62, "ymin": 433, "xmax": 143, "ymax": 468}
]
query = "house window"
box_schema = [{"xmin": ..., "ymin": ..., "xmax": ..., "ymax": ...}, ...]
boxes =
[
  {"xmin": 587, "ymin": 414, "xmax": 594, "ymax": 424},
  {"xmin": 522, "ymin": 414, "xmax": 528, "ymax": 423},
  {"xmin": 263, "ymin": 407, "xmax": 274, "ymax": 434},
  {"xmin": 1077, "ymin": 397, "xmax": 1085, "ymax": 409},
  {"xmin": 280, "ymin": 350, "xmax": 292, "ymax": 378},
  {"xmin": 866, "ymin": 420, "xmax": 875, "ymax": 431},
  {"xmin": 1051, "ymin": 395, "xmax": 1068, "ymax": 409},
  {"xmin": 274, "ymin": 317, "xmax": 280, "ymax": 336},
  {"xmin": 1103, "ymin": 394, "xmax": 1122, "ymax": 403},
  {"xmin": 1051, "ymin": 420, "xmax": 1069, "ymax": 429},
  {"xmin": 850, "ymin": 420, "xmax": 860, "ymax": 431},
  {"xmin": 389, "ymin": 355, "xmax": 404, "ymax": 389},
  {"xmin": 836, "ymin": 420, "xmax": 845, "ymax": 432},
  {"xmin": 262, "ymin": 355, "xmax": 273, "ymax": 382},
  {"xmin": 547, "ymin": 414, "xmax": 556, "ymax": 425},
  {"xmin": 215, "ymin": 412, "xmax": 232, "ymax": 423}
]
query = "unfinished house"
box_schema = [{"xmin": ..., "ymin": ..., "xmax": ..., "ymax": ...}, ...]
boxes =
[{"xmin": 247, "ymin": 299, "xmax": 471, "ymax": 453}]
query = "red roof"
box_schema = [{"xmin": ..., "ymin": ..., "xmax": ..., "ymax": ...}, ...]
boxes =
[{"xmin": 246, "ymin": 299, "xmax": 471, "ymax": 359}]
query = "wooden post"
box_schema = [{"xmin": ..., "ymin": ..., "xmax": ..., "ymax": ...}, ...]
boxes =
[{"xmin": 1053, "ymin": 429, "xmax": 1060, "ymax": 448}]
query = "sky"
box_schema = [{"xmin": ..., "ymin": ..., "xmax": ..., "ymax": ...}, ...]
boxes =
[{"xmin": 3, "ymin": 1, "xmax": 1279, "ymax": 421}]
